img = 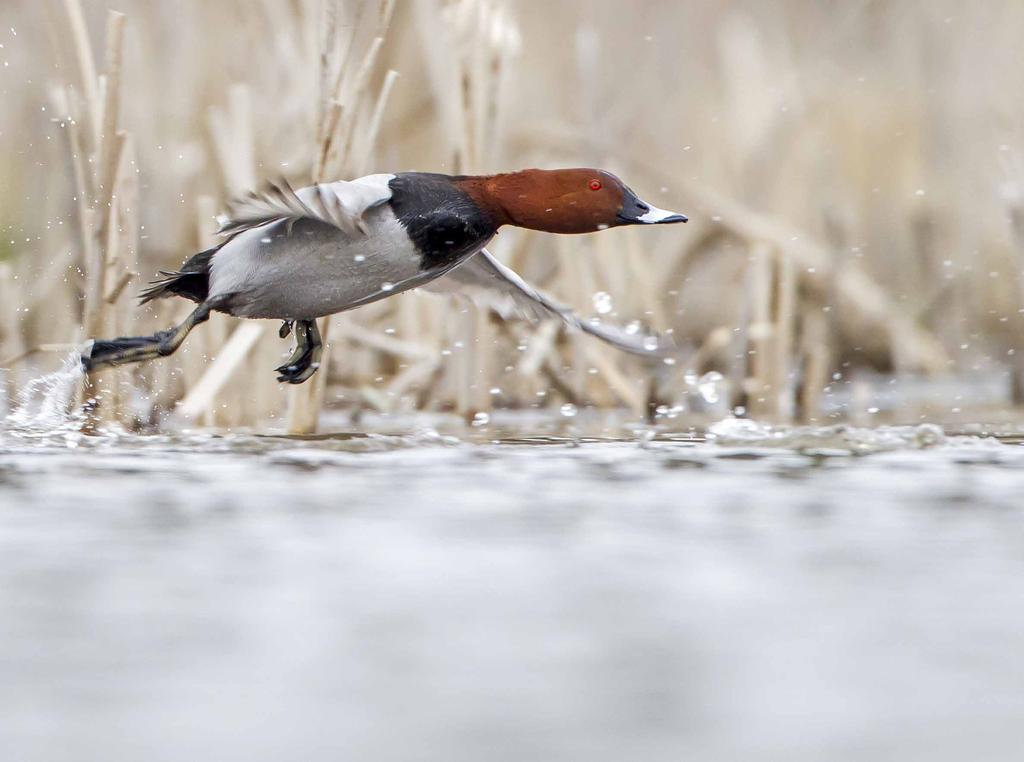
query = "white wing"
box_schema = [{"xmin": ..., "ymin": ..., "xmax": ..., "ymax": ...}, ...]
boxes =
[
  {"xmin": 424, "ymin": 249, "xmax": 676, "ymax": 358},
  {"xmin": 218, "ymin": 174, "xmax": 394, "ymax": 238}
]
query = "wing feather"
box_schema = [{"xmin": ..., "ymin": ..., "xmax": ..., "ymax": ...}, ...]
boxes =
[
  {"xmin": 218, "ymin": 174, "xmax": 392, "ymax": 237},
  {"xmin": 424, "ymin": 249, "xmax": 677, "ymax": 358}
]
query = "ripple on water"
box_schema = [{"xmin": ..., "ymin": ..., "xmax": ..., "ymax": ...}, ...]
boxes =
[{"xmin": 704, "ymin": 418, "xmax": 1003, "ymax": 455}]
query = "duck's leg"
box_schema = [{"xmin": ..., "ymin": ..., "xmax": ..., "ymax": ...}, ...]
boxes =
[
  {"xmin": 275, "ymin": 319, "xmax": 323, "ymax": 385},
  {"xmin": 83, "ymin": 303, "xmax": 212, "ymax": 372}
]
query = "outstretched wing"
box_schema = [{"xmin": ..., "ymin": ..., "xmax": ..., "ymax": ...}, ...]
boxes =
[
  {"xmin": 423, "ymin": 249, "xmax": 676, "ymax": 358},
  {"xmin": 218, "ymin": 174, "xmax": 394, "ymax": 238}
]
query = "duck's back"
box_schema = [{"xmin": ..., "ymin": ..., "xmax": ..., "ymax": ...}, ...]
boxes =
[
  {"xmin": 208, "ymin": 204, "xmax": 423, "ymax": 320},
  {"xmin": 207, "ymin": 172, "xmax": 497, "ymax": 320}
]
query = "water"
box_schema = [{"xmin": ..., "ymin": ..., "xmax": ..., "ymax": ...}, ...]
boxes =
[
  {"xmin": 4, "ymin": 352, "xmax": 83, "ymax": 430},
  {"xmin": 3, "ymin": 406, "xmax": 1024, "ymax": 760}
]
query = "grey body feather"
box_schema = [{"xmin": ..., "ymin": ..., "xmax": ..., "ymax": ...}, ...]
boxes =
[
  {"xmin": 205, "ymin": 173, "xmax": 487, "ymax": 320},
  {"xmin": 209, "ymin": 206, "xmax": 443, "ymax": 320}
]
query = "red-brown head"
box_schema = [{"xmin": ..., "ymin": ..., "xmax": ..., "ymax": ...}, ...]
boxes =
[{"xmin": 458, "ymin": 168, "xmax": 687, "ymax": 234}]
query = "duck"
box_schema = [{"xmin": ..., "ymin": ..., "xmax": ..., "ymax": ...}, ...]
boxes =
[{"xmin": 82, "ymin": 168, "xmax": 688, "ymax": 384}]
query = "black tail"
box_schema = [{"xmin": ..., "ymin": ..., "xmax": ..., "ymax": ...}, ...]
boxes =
[{"xmin": 139, "ymin": 246, "xmax": 218, "ymax": 305}]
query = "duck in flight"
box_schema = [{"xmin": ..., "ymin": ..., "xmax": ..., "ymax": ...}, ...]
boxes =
[{"xmin": 82, "ymin": 168, "xmax": 688, "ymax": 384}]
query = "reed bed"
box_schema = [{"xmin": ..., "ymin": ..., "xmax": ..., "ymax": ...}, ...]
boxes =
[{"xmin": 1, "ymin": 0, "xmax": 1022, "ymax": 430}]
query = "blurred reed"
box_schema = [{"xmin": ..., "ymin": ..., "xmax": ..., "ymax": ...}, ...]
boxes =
[
  {"xmin": 61, "ymin": 3, "xmax": 141, "ymax": 424},
  {"xmin": 1, "ymin": 0, "xmax": 1020, "ymax": 430}
]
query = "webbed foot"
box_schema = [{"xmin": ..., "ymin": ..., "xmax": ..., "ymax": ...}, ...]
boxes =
[{"xmin": 275, "ymin": 319, "xmax": 323, "ymax": 384}]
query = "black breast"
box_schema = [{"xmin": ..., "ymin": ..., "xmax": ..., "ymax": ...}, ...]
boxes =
[{"xmin": 388, "ymin": 172, "xmax": 497, "ymax": 271}]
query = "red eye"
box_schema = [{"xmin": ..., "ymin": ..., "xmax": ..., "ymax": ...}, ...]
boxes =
[{"xmin": 589, "ymin": 179, "xmax": 602, "ymax": 191}]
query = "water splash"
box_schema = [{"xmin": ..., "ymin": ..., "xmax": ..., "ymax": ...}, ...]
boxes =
[
  {"xmin": 3, "ymin": 352, "xmax": 85, "ymax": 432},
  {"xmin": 707, "ymin": 418, "xmax": 951, "ymax": 454},
  {"xmin": 697, "ymin": 371, "xmax": 724, "ymax": 404}
]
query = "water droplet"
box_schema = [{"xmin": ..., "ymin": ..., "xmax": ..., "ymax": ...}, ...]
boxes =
[
  {"xmin": 381, "ymin": 282, "xmax": 394, "ymax": 292},
  {"xmin": 471, "ymin": 412, "xmax": 490, "ymax": 427},
  {"xmin": 698, "ymin": 371, "xmax": 724, "ymax": 404},
  {"xmin": 642, "ymin": 336, "xmax": 659, "ymax": 352},
  {"xmin": 354, "ymin": 254, "xmax": 366, "ymax": 262},
  {"xmin": 592, "ymin": 291, "xmax": 613, "ymax": 315},
  {"xmin": 560, "ymin": 403, "xmax": 578, "ymax": 418},
  {"xmin": 625, "ymin": 320, "xmax": 641, "ymax": 335}
]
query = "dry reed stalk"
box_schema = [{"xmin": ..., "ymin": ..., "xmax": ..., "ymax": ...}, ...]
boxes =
[
  {"xmin": 557, "ymin": 236, "xmax": 597, "ymax": 403},
  {"xmin": 1003, "ymin": 197, "xmax": 1024, "ymax": 404},
  {"xmin": 689, "ymin": 327, "xmax": 734, "ymax": 378},
  {"xmin": 516, "ymin": 321, "xmax": 559, "ymax": 378},
  {"xmin": 176, "ymin": 322, "xmax": 266, "ymax": 421},
  {"xmin": 58, "ymin": 4, "xmax": 139, "ymax": 424},
  {"xmin": 799, "ymin": 310, "xmax": 830, "ymax": 422},
  {"xmin": 181, "ymin": 82, "xmax": 272, "ymax": 426},
  {"xmin": 581, "ymin": 342, "xmax": 645, "ymax": 414},
  {"xmin": 343, "ymin": 320, "xmax": 434, "ymax": 361},
  {"xmin": 623, "ymin": 229, "xmax": 669, "ymax": 332},
  {"xmin": 94, "ymin": 13, "xmax": 125, "ymax": 234},
  {"xmin": 386, "ymin": 358, "xmax": 441, "ymax": 408},
  {"xmin": 63, "ymin": 92, "xmax": 96, "ymax": 281},
  {"xmin": 410, "ymin": 0, "xmax": 519, "ymax": 420},
  {"xmin": 61, "ymin": 0, "xmax": 100, "ymax": 141},
  {"xmin": 208, "ymin": 85, "xmax": 258, "ymax": 196},
  {"xmin": 742, "ymin": 244, "xmax": 798, "ymax": 422},
  {"xmin": 100, "ymin": 132, "xmax": 141, "ymax": 420},
  {"xmin": 285, "ymin": 0, "xmax": 398, "ymax": 434},
  {"xmin": 0, "ymin": 264, "xmax": 25, "ymax": 377},
  {"xmin": 745, "ymin": 241, "xmax": 774, "ymax": 418},
  {"xmin": 772, "ymin": 247, "xmax": 797, "ymax": 421},
  {"xmin": 168, "ymin": 196, "xmax": 222, "ymax": 425}
]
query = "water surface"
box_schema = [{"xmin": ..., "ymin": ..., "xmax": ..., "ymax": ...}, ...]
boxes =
[{"xmin": 1, "ymin": 422, "xmax": 1023, "ymax": 761}]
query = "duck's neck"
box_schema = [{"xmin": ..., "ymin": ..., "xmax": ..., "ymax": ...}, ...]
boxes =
[
  {"xmin": 453, "ymin": 169, "xmax": 618, "ymax": 234},
  {"xmin": 452, "ymin": 172, "xmax": 521, "ymax": 229},
  {"xmin": 458, "ymin": 170, "xmax": 589, "ymax": 232}
]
